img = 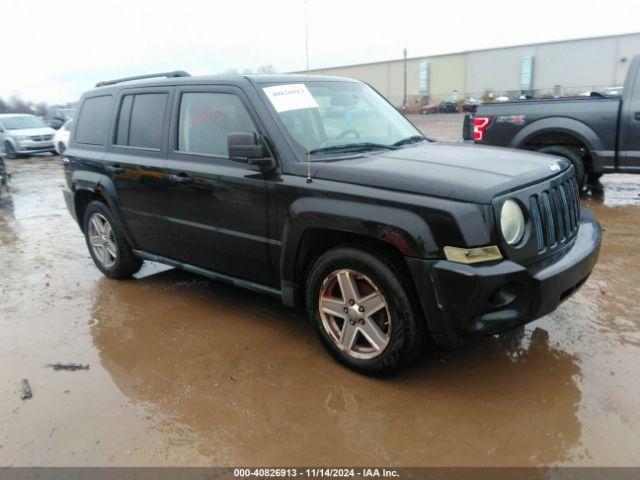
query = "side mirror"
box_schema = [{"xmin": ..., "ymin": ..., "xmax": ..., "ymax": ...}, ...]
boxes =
[{"xmin": 227, "ymin": 132, "xmax": 275, "ymax": 170}]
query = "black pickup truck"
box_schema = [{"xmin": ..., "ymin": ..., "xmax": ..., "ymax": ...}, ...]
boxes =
[
  {"xmin": 63, "ymin": 71, "xmax": 601, "ymax": 375},
  {"xmin": 463, "ymin": 54, "xmax": 640, "ymax": 190}
]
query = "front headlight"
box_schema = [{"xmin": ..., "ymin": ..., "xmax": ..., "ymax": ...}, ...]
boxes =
[
  {"xmin": 15, "ymin": 136, "xmax": 28, "ymax": 141},
  {"xmin": 500, "ymin": 199, "xmax": 525, "ymax": 245}
]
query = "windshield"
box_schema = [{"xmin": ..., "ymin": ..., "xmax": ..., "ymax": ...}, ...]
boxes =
[
  {"xmin": 262, "ymin": 81, "xmax": 423, "ymax": 158},
  {"xmin": 1, "ymin": 115, "xmax": 46, "ymax": 130}
]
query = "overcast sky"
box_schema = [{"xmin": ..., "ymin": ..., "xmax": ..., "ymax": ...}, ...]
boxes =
[{"xmin": 3, "ymin": 0, "xmax": 640, "ymax": 104}]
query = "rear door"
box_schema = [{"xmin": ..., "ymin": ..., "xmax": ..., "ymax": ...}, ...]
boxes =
[
  {"xmin": 619, "ymin": 55, "xmax": 640, "ymax": 172},
  {"xmin": 105, "ymin": 87, "xmax": 175, "ymax": 256},
  {"xmin": 163, "ymin": 85, "xmax": 278, "ymax": 287}
]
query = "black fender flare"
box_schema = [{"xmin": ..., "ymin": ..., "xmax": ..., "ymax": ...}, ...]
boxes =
[
  {"xmin": 509, "ymin": 117, "xmax": 603, "ymax": 162},
  {"xmin": 279, "ymin": 197, "xmax": 438, "ymax": 305},
  {"xmin": 71, "ymin": 170, "xmax": 138, "ymax": 249}
]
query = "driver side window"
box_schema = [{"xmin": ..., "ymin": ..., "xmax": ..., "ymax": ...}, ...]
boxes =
[{"xmin": 178, "ymin": 93, "xmax": 258, "ymax": 157}]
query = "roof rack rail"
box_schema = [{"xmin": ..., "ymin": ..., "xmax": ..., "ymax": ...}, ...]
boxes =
[{"xmin": 95, "ymin": 71, "xmax": 191, "ymax": 88}]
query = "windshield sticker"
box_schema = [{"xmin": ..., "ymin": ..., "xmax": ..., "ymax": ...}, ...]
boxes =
[{"xmin": 263, "ymin": 84, "xmax": 319, "ymax": 112}]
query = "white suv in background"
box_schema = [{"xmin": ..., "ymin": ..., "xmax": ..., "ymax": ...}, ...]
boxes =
[
  {"xmin": 0, "ymin": 114, "xmax": 56, "ymax": 158},
  {"xmin": 54, "ymin": 120, "xmax": 73, "ymax": 154}
]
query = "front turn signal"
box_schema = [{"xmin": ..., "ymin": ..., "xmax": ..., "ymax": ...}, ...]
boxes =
[{"xmin": 443, "ymin": 245, "xmax": 503, "ymax": 264}]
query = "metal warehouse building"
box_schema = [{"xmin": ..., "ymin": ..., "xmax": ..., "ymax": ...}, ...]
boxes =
[{"xmin": 300, "ymin": 32, "xmax": 640, "ymax": 107}]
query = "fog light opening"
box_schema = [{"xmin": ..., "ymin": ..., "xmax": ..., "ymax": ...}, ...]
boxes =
[{"xmin": 488, "ymin": 283, "xmax": 522, "ymax": 308}]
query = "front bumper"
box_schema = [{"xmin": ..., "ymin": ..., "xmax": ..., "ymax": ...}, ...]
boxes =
[
  {"xmin": 406, "ymin": 207, "xmax": 601, "ymax": 347},
  {"xmin": 15, "ymin": 140, "xmax": 55, "ymax": 154}
]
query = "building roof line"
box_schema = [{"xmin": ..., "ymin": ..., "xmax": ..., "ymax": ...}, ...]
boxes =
[{"xmin": 292, "ymin": 31, "xmax": 640, "ymax": 73}]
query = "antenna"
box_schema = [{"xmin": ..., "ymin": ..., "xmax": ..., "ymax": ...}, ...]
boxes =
[{"xmin": 304, "ymin": 0, "xmax": 312, "ymax": 183}]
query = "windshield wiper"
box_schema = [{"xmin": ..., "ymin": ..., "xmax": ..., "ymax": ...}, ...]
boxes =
[
  {"xmin": 309, "ymin": 143, "xmax": 397, "ymax": 155},
  {"xmin": 392, "ymin": 135, "xmax": 426, "ymax": 147}
]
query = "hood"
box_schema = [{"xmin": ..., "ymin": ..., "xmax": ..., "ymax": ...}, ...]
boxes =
[
  {"xmin": 6, "ymin": 127, "xmax": 56, "ymax": 137},
  {"xmin": 312, "ymin": 142, "xmax": 571, "ymax": 204}
]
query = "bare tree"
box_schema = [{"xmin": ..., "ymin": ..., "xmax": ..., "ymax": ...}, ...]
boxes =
[
  {"xmin": 256, "ymin": 65, "xmax": 277, "ymax": 74},
  {"xmin": 32, "ymin": 102, "xmax": 49, "ymax": 118},
  {"xmin": 8, "ymin": 94, "xmax": 32, "ymax": 114},
  {"xmin": 222, "ymin": 65, "xmax": 278, "ymax": 75}
]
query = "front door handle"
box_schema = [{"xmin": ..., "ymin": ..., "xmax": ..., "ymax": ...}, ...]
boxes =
[
  {"xmin": 634, "ymin": 111, "xmax": 640, "ymax": 121},
  {"xmin": 105, "ymin": 164, "xmax": 125, "ymax": 174},
  {"xmin": 169, "ymin": 173, "xmax": 194, "ymax": 185}
]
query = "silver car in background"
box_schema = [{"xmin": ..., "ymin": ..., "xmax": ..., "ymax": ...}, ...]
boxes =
[{"xmin": 0, "ymin": 114, "xmax": 56, "ymax": 158}]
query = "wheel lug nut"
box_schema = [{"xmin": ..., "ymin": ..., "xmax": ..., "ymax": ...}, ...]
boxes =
[
  {"xmin": 358, "ymin": 306, "xmax": 364, "ymax": 313},
  {"xmin": 350, "ymin": 320, "xmax": 356, "ymax": 325},
  {"xmin": 349, "ymin": 299, "xmax": 354, "ymax": 306},
  {"xmin": 343, "ymin": 307, "xmax": 349, "ymax": 313}
]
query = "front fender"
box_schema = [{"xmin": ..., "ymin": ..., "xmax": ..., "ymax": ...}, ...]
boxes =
[{"xmin": 279, "ymin": 197, "xmax": 438, "ymax": 304}]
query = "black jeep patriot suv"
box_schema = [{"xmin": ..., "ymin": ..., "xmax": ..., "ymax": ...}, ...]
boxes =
[{"xmin": 63, "ymin": 71, "xmax": 601, "ymax": 375}]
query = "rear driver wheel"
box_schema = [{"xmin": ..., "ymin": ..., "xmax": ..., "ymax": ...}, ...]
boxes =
[{"xmin": 83, "ymin": 200, "xmax": 142, "ymax": 279}]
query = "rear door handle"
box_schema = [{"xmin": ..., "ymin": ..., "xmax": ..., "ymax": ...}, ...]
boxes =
[
  {"xmin": 105, "ymin": 164, "xmax": 125, "ymax": 174},
  {"xmin": 634, "ymin": 112, "xmax": 640, "ymax": 121},
  {"xmin": 169, "ymin": 173, "xmax": 194, "ymax": 185}
]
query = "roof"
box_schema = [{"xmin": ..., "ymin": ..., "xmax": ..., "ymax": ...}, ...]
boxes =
[{"xmin": 86, "ymin": 73, "xmax": 360, "ymax": 96}]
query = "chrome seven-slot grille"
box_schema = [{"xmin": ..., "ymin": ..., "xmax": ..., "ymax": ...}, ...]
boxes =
[
  {"xmin": 30, "ymin": 135, "xmax": 53, "ymax": 141},
  {"xmin": 528, "ymin": 171, "xmax": 581, "ymax": 253}
]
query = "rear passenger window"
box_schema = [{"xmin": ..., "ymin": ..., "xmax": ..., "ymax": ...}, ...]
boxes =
[
  {"xmin": 75, "ymin": 96, "xmax": 112, "ymax": 145},
  {"xmin": 178, "ymin": 93, "xmax": 257, "ymax": 157},
  {"xmin": 115, "ymin": 93, "xmax": 167, "ymax": 149}
]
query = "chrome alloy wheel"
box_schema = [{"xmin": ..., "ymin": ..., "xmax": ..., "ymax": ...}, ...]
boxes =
[
  {"xmin": 318, "ymin": 269, "xmax": 392, "ymax": 360},
  {"xmin": 88, "ymin": 213, "xmax": 117, "ymax": 268}
]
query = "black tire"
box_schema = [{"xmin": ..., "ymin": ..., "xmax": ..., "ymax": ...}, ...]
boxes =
[
  {"xmin": 537, "ymin": 146, "xmax": 586, "ymax": 191},
  {"xmin": 82, "ymin": 200, "xmax": 142, "ymax": 279},
  {"xmin": 57, "ymin": 142, "xmax": 66, "ymax": 154},
  {"xmin": 4, "ymin": 142, "xmax": 17, "ymax": 159},
  {"xmin": 305, "ymin": 246, "xmax": 426, "ymax": 377}
]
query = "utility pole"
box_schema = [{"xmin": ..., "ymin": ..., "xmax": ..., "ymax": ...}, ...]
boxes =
[{"xmin": 403, "ymin": 48, "xmax": 408, "ymax": 109}]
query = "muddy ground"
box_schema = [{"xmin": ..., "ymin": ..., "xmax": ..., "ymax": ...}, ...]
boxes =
[{"xmin": 1, "ymin": 116, "xmax": 639, "ymax": 467}]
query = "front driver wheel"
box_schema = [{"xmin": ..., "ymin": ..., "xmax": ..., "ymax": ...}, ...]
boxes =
[
  {"xmin": 83, "ymin": 200, "xmax": 142, "ymax": 279},
  {"xmin": 306, "ymin": 247, "xmax": 426, "ymax": 376}
]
